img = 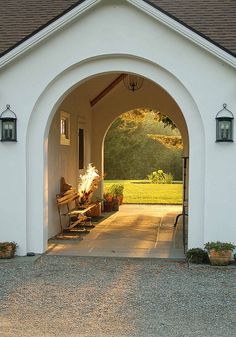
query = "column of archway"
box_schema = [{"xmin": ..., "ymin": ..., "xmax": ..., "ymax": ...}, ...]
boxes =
[{"xmin": 26, "ymin": 55, "xmax": 205, "ymax": 253}]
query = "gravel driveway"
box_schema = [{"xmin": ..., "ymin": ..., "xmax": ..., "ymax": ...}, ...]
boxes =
[{"xmin": 0, "ymin": 256, "xmax": 236, "ymax": 337}]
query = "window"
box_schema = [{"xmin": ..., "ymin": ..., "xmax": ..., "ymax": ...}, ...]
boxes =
[
  {"xmin": 78, "ymin": 128, "xmax": 84, "ymax": 169},
  {"xmin": 60, "ymin": 111, "xmax": 70, "ymax": 145}
]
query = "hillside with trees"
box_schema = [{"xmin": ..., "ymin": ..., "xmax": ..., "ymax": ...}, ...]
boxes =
[{"xmin": 104, "ymin": 110, "xmax": 183, "ymax": 180}]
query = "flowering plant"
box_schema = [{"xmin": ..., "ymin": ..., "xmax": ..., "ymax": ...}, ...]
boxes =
[{"xmin": 78, "ymin": 164, "xmax": 101, "ymax": 205}]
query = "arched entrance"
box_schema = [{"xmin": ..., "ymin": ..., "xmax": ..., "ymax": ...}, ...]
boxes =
[{"xmin": 26, "ymin": 55, "xmax": 205, "ymax": 253}]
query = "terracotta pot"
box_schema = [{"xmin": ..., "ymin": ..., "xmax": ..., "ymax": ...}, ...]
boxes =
[
  {"xmin": 104, "ymin": 200, "xmax": 113, "ymax": 212},
  {"xmin": 117, "ymin": 195, "xmax": 123, "ymax": 205},
  {"xmin": 86, "ymin": 202, "xmax": 102, "ymax": 217},
  {"xmin": 112, "ymin": 198, "xmax": 119, "ymax": 211},
  {"xmin": 208, "ymin": 249, "xmax": 232, "ymax": 266},
  {"xmin": 0, "ymin": 245, "xmax": 15, "ymax": 259}
]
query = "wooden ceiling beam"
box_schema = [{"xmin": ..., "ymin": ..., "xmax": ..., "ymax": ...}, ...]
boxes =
[{"xmin": 90, "ymin": 73, "xmax": 127, "ymax": 107}]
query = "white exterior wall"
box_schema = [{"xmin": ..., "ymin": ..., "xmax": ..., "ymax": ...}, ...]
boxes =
[{"xmin": 0, "ymin": 0, "xmax": 235, "ymax": 254}]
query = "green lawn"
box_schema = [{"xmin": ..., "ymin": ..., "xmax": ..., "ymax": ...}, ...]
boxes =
[{"xmin": 104, "ymin": 180, "xmax": 183, "ymax": 204}]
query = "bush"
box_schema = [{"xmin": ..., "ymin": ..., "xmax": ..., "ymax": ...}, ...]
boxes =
[
  {"xmin": 164, "ymin": 173, "xmax": 174, "ymax": 184},
  {"xmin": 148, "ymin": 169, "xmax": 173, "ymax": 184},
  {"xmin": 186, "ymin": 248, "xmax": 209, "ymax": 264},
  {"xmin": 107, "ymin": 184, "xmax": 124, "ymax": 197}
]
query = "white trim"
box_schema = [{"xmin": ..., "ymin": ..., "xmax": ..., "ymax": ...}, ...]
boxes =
[
  {"xmin": 0, "ymin": 0, "xmax": 235, "ymax": 69},
  {"xmin": 60, "ymin": 110, "xmax": 71, "ymax": 145}
]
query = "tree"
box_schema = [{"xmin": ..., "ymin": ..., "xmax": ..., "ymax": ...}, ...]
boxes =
[
  {"xmin": 147, "ymin": 134, "xmax": 183, "ymax": 150},
  {"xmin": 104, "ymin": 110, "xmax": 183, "ymax": 180},
  {"xmin": 120, "ymin": 108, "xmax": 176, "ymax": 129}
]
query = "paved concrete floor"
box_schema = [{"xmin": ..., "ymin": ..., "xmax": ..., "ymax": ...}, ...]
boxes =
[{"xmin": 47, "ymin": 204, "xmax": 185, "ymax": 258}]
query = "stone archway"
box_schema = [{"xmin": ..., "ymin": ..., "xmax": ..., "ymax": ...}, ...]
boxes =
[{"xmin": 26, "ymin": 55, "xmax": 205, "ymax": 253}]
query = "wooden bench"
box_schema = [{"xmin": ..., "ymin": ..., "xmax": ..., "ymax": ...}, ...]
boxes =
[{"xmin": 56, "ymin": 188, "xmax": 97, "ymax": 233}]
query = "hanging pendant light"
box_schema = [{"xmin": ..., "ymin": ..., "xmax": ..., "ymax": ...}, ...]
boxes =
[{"xmin": 123, "ymin": 74, "xmax": 144, "ymax": 92}]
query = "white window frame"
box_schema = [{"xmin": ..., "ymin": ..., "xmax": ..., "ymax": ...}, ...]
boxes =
[{"xmin": 60, "ymin": 111, "xmax": 70, "ymax": 145}]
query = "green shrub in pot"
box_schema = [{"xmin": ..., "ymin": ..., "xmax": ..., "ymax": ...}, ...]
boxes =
[
  {"xmin": 204, "ymin": 241, "xmax": 235, "ymax": 266},
  {"xmin": 186, "ymin": 248, "xmax": 209, "ymax": 264}
]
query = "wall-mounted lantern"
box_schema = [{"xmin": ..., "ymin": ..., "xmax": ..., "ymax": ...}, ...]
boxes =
[
  {"xmin": 123, "ymin": 74, "xmax": 144, "ymax": 92},
  {"xmin": 216, "ymin": 103, "xmax": 234, "ymax": 142},
  {"xmin": 0, "ymin": 105, "xmax": 17, "ymax": 142}
]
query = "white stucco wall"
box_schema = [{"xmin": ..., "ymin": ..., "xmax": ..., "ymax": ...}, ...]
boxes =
[{"xmin": 0, "ymin": 0, "xmax": 235, "ymax": 255}]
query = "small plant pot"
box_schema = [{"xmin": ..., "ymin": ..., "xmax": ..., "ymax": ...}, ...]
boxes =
[
  {"xmin": 0, "ymin": 243, "xmax": 16, "ymax": 259},
  {"xmin": 104, "ymin": 200, "xmax": 113, "ymax": 212},
  {"xmin": 112, "ymin": 198, "xmax": 119, "ymax": 211},
  {"xmin": 86, "ymin": 202, "xmax": 102, "ymax": 217},
  {"xmin": 208, "ymin": 249, "xmax": 232, "ymax": 266},
  {"xmin": 117, "ymin": 195, "xmax": 123, "ymax": 205}
]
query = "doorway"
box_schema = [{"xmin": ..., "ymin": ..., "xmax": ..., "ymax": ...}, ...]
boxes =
[{"xmin": 46, "ymin": 73, "xmax": 189, "ymax": 257}]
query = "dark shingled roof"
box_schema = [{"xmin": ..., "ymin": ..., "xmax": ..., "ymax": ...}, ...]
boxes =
[{"xmin": 0, "ymin": 0, "xmax": 236, "ymax": 58}]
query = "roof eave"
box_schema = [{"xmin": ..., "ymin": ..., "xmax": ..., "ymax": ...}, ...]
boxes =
[
  {"xmin": 0, "ymin": 0, "xmax": 235, "ymax": 69},
  {"xmin": 128, "ymin": 0, "xmax": 236, "ymax": 68},
  {"xmin": 0, "ymin": 0, "xmax": 100, "ymax": 68},
  {"xmin": 143, "ymin": 0, "xmax": 236, "ymax": 59},
  {"xmin": 0, "ymin": 0, "xmax": 87, "ymax": 59}
]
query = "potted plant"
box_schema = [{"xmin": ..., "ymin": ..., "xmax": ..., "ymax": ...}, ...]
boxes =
[
  {"xmin": 0, "ymin": 242, "xmax": 17, "ymax": 259},
  {"xmin": 109, "ymin": 184, "xmax": 124, "ymax": 205},
  {"xmin": 204, "ymin": 241, "xmax": 235, "ymax": 266},
  {"xmin": 103, "ymin": 192, "xmax": 113, "ymax": 212},
  {"xmin": 186, "ymin": 248, "xmax": 209, "ymax": 264},
  {"xmin": 105, "ymin": 193, "xmax": 119, "ymax": 212}
]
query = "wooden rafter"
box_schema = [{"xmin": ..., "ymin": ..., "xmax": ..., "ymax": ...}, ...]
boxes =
[{"xmin": 90, "ymin": 73, "xmax": 127, "ymax": 107}]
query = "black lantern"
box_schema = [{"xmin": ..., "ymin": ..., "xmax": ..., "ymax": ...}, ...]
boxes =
[
  {"xmin": 123, "ymin": 74, "xmax": 144, "ymax": 92},
  {"xmin": 216, "ymin": 104, "xmax": 234, "ymax": 142},
  {"xmin": 0, "ymin": 105, "xmax": 17, "ymax": 142}
]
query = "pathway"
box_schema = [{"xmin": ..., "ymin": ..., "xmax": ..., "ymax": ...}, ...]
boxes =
[{"xmin": 47, "ymin": 204, "xmax": 185, "ymax": 258}]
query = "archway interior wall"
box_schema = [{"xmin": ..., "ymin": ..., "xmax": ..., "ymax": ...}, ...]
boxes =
[
  {"xmin": 89, "ymin": 75, "xmax": 189, "ymax": 200},
  {"xmin": 47, "ymin": 71, "xmax": 190, "ymax": 238},
  {"xmin": 92, "ymin": 76, "xmax": 189, "ymax": 152},
  {"xmin": 47, "ymin": 86, "xmax": 93, "ymax": 238}
]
